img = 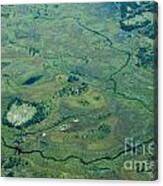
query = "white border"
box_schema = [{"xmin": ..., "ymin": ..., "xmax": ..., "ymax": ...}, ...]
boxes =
[{"xmin": 0, "ymin": 0, "xmax": 158, "ymax": 5}]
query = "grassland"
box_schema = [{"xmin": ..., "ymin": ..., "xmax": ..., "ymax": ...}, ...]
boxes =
[{"xmin": 1, "ymin": 2, "xmax": 157, "ymax": 180}]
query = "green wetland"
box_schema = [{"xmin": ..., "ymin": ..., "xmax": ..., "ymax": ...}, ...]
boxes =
[{"xmin": 1, "ymin": 2, "xmax": 158, "ymax": 180}]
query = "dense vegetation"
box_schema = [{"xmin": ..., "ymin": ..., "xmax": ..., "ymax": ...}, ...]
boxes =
[{"xmin": 1, "ymin": 2, "xmax": 157, "ymax": 180}]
